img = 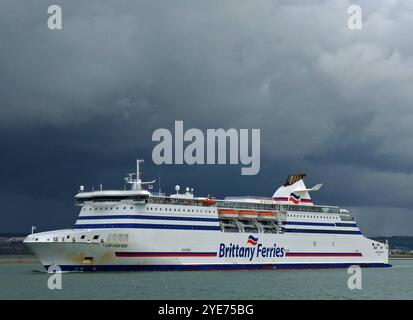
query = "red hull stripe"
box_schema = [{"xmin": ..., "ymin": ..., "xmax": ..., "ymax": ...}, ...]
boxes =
[
  {"xmin": 116, "ymin": 252, "xmax": 362, "ymax": 258},
  {"xmin": 286, "ymin": 252, "xmax": 362, "ymax": 257},
  {"xmin": 273, "ymin": 197, "xmax": 288, "ymax": 201},
  {"xmin": 116, "ymin": 252, "xmax": 217, "ymax": 257}
]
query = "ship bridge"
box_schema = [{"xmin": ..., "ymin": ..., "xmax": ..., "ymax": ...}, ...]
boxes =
[
  {"xmin": 75, "ymin": 159, "xmax": 154, "ymax": 206},
  {"xmin": 75, "ymin": 190, "xmax": 151, "ymax": 206}
]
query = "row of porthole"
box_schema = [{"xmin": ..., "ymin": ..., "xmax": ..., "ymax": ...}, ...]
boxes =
[
  {"xmin": 32, "ymin": 234, "xmax": 100, "ymax": 242},
  {"xmin": 62, "ymin": 234, "xmax": 100, "ymax": 241},
  {"xmin": 81, "ymin": 206, "xmax": 340, "ymax": 218},
  {"xmin": 146, "ymin": 207, "xmax": 214, "ymax": 214},
  {"xmin": 288, "ymin": 214, "xmax": 339, "ymax": 220},
  {"xmin": 83, "ymin": 206, "xmax": 134, "ymax": 211},
  {"xmin": 82, "ymin": 206, "xmax": 215, "ymax": 214}
]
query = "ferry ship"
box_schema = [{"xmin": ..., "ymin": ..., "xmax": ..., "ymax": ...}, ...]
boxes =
[{"xmin": 24, "ymin": 159, "xmax": 390, "ymax": 272}]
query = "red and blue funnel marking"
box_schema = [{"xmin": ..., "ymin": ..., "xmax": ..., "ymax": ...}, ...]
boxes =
[
  {"xmin": 247, "ymin": 235, "xmax": 258, "ymax": 246},
  {"xmin": 289, "ymin": 192, "xmax": 301, "ymax": 204}
]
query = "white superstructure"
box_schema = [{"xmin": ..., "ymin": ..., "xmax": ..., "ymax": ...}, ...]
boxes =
[{"xmin": 24, "ymin": 159, "xmax": 390, "ymax": 272}]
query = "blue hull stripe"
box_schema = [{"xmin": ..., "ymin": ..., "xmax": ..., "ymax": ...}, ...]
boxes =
[
  {"xmin": 74, "ymin": 224, "xmax": 361, "ymax": 234},
  {"xmin": 335, "ymin": 223, "xmax": 358, "ymax": 227},
  {"xmin": 45, "ymin": 263, "xmax": 391, "ymax": 272},
  {"xmin": 76, "ymin": 217, "xmax": 357, "ymax": 228},
  {"xmin": 77, "ymin": 215, "xmax": 219, "ymax": 223},
  {"xmin": 284, "ymin": 229, "xmax": 362, "ymax": 235},
  {"xmin": 285, "ymin": 221, "xmax": 358, "ymax": 228},
  {"xmin": 74, "ymin": 223, "xmax": 220, "ymax": 231},
  {"xmin": 285, "ymin": 221, "xmax": 335, "ymax": 227}
]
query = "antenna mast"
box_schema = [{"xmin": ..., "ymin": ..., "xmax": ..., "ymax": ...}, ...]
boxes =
[
  {"xmin": 136, "ymin": 159, "xmax": 144, "ymax": 190},
  {"xmin": 124, "ymin": 158, "xmax": 156, "ymax": 191}
]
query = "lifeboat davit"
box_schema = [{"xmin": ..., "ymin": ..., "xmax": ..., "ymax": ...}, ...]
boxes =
[
  {"xmin": 257, "ymin": 211, "xmax": 277, "ymax": 220},
  {"xmin": 218, "ymin": 209, "xmax": 239, "ymax": 218},
  {"xmin": 202, "ymin": 196, "xmax": 217, "ymax": 206},
  {"xmin": 238, "ymin": 210, "xmax": 258, "ymax": 219}
]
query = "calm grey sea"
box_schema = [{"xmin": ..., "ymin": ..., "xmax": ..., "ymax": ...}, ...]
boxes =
[{"xmin": 0, "ymin": 257, "xmax": 412, "ymax": 299}]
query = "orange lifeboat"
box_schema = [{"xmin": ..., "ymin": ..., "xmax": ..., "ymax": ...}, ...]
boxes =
[
  {"xmin": 218, "ymin": 209, "xmax": 239, "ymax": 218},
  {"xmin": 238, "ymin": 210, "xmax": 258, "ymax": 219},
  {"xmin": 257, "ymin": 211, "xmax": 277, "ymax": 220},
  {"xmin": 202, "ymin": 196, "xmax": 217, "ymax": 206}
]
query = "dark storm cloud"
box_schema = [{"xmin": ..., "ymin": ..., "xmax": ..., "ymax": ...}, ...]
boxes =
[{"xmin": 1, "ymin": 0, "xmax": 413, "ymax": 234}]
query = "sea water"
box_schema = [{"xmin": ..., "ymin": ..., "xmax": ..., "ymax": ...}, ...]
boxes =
[{"xmin": 0, "ymin": 257, "xmax": 411, "ymax": 299}]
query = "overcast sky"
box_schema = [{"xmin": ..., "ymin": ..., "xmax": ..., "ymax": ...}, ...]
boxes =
[{"xmin": 1, "ymin": 0, "xmax": 413, "ymax": 236}]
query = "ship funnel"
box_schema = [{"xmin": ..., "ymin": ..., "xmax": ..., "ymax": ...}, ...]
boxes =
[{"xmin": 272, "ymin": 174, "xmax": 323, "ymax": 206}]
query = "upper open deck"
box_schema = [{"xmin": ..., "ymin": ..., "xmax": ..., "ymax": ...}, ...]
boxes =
[{"xmin": 74, "ymin": 159, "xmax": 351, "ymax": 218}]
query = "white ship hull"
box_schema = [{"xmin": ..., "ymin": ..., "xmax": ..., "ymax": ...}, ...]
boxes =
[{"xmin": 25, "ymin": 228, "xmax": 389, "ymax": 272}]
